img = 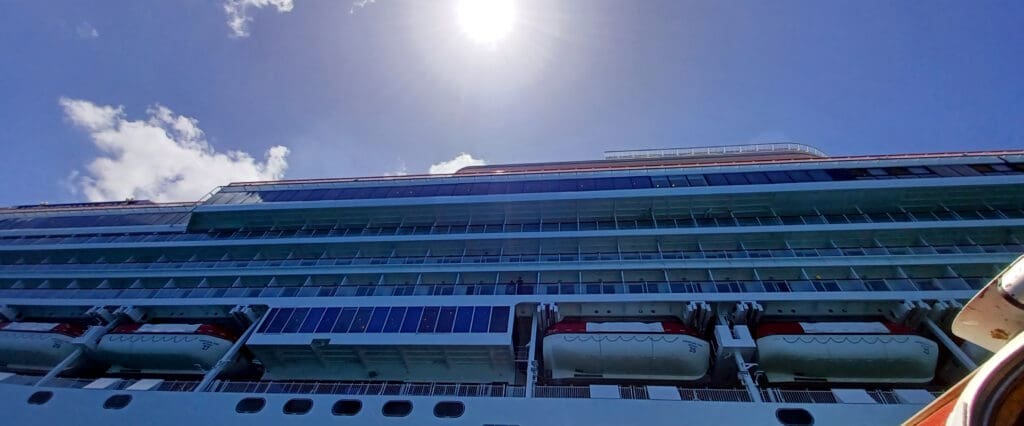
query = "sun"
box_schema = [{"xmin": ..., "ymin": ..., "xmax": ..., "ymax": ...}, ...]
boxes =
[{"xmin": 455, "ymin": 0, "xmax": 517, "ymax": 45}]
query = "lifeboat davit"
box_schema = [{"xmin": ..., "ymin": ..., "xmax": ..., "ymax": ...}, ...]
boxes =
[
  {"xmin": 756, "ymin": 321, "xmax": 938, "ymax": 384},
  {"xmin": 0, "ymin": 322, "xmax": 87, "ymax": 372},
  {"xmin": 94, "ymin": 323, "xmax": 239, "ymax": 374},
  {"xmin": 543, "ymin": 318, "xmax": 710, "ymax": 381}
]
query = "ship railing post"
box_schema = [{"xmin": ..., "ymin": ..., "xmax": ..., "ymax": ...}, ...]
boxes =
[
  {"xmin": 195, "ymin": 305, "xmax": 262, "ymax": 392},
  {"xmin": 525, "ymin": 304, "xmax": 541, "ymax": 398},
  {"xmin": 733, "ymin": 350, "xmax": 763, "ymax": 403},
  {"xmin": 36, "ymin": 306, "xmax": 124, "ymax": 387},
  {"xmin": 922, "ymin": 316, "xmax": 978, "ymax": 370}
]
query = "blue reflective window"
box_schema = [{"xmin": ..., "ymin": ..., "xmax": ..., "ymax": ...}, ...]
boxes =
[
  {"xmin": 705, "ymin": 174, "xmax": 729, "ymax": 186},
  {"xmin": 489, "ymin": 306, "xmax": 510, "ymax": 333},
  {"xmin": 808, "ymin": 170, "xmax": 832, "ymax": 182},
  {"xmin": 487, "ymin": 182, "xmax": 508, "ymax": 194},
  {"xmin": 554, "ymin": 180, "xmax": 576, "ymax": 192},
  {"xmin": 724, "ymin": 173, "xmax": 749, "ymax": 185},
  {"xmin": 468, "ymin": 183, "xmax": 490, "ymax": 195},
  {"xmin": 419, "ymin": 307, "xmax": 440, "ymax": 332},
  {"xmin": 401, "ymin": 307, "xmax": 424, "ymax": 333},
  {"xmin": 299, "ymin": 308, "xmax": 326, "ymax": 333},
  {"xmin": 383, "ymin": 307, "xmax": 406, "ymax": 333},
  {"xmin": 612, "ymin": 177, "xmax": 633, "ymax": 190},
  {"xmin": 668, "ymin": 176, "xmax": 690, "ymax": 187},
  {"xmin": 594, "ymin": 178, "xmax": 616, "ymax": 190},
  {"xmin": 631, "ymin": 177, "xmax": 652, "ymax": 189},
  {"xmin": 765, "ymin": 171, "xmax": 792, "ymax": 183},
  {"xmin": 315, "ymin": 308, "xmax": 341, "ymax": 333},
  {"xmin": 686, "ymin": 175, "xmax": 707, "ymax": 186},
  {"xmin": 282, "ymin": 308, "xmax": 309, "ymax": 333},
  {"xmin": 785, "ymin": 170, "xmax": 813, "ymax": 182},
  {"xmin": 434, "ymin": 184, "xmax": 456, "ymax": 196},
  {"xmin": 506, "ymin": 181, "xmax": 524, "ymax": 193},
  {"xmin": 522, "ymin": 180, "xmax": 546, "ymax": 193},
  {"xmin": 332, "ymin": 308, "xmax": 357, "ymax": 333},
  {"xmin": 257, "ymin": 309, "xmax": 280, "ymax": 333},
  {"xmin": 265, "ymin": 308, "xmax": 294, "ymax": 333},
  {"xmin": 471, "ymin": 306, "xmax": 491, "ymax": 333},
  {"xmin": 348, "ymin": 307, "xmax": 373, "ymax": 333},
  {"xmin": 578, "ymin": 178, "xmax": 598, "ymax": 191},
  {"xmin": 453, "ymin": 307, "xmax": 474, "ymax": 333},
  {"xmin": 745, "ymin": 172, "xmax": 770, "ymax": 184},
  {"xmin": 435, "ymin": 307, "xmax": 457, "ymax": 333},
  {"xmin": 366, "ymin": 307, "xmax": 390, "ymax": 333}
]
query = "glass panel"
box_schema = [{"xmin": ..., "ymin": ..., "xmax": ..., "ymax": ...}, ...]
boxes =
[
  {"xmin": 298, "ymin": 308, "xmax": 325, "ymax": 333},
  {"xmin": 383, "ymin": 307, "xmax": 406, "ymax": 333},
  {"xmin": 257, "ymin": 309, "xmax": 280, "ymax": 333},
  {"xmin": 436, "ymin": 307, "xmax": 457, "ymax": 333},
  {"xmin": 453, "ymin": 306, "xmax": 474, "ymax": 332},
  {"xmin": 315, "ymin": 308, "xmax": 341, "ymax": 333},
  {"xmin": 401, "ymin": 307, "xmax": 424, "ymax": 333},
  {"xmin": 348, "ymin": 307, "xmax": 373, "ymax": 332},
  {"xmin": 489, "ymin": 306, "xmax": 510, "ymax": 333},
  {"xmin": 332, "ymin": 308, "xmax": 358, "ymax": 333},
  {"xmin": 366, "ymin": 307, "xmax": 390, "ymax": 333},
  {"xmin": 419, "ymin": 307, "xmax": 440, "ymax": 332},
  {"xmin": 471, "ymin": 306, "xmax": 492, "ymax": 332}
]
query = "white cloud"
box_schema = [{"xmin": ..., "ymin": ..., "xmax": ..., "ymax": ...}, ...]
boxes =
[
  {"xmin": 223, "ymin": 0, "xmax": 294, "ymax": 38},
  {"xmin": 59, "ymin": 97, "xmax": 290, "ymax": 202},
  {"xmin": 428, "ymin": 153, "xmax": 487, "ymax": 174},
  {"xmin": 75, "ymin": 22, "xmax": 99, "ymax": 39},
  {"xmin": 349, "ymin": 0, "xmax": 377, "ymax": 14}
]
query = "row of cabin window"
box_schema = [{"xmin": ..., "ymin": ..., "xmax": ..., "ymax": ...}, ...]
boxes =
[
  {"xmin": 256, "ymin": 306, "xmax": 511, "ymax": 335},
  {"xmin": 206, "ymin": 163, "xmax": 1024, "ymax": 204},
  {"xmin": 0, "ymin": 213, "xmax": 187, "ymax": 231}
]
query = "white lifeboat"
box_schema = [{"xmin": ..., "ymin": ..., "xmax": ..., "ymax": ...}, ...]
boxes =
[
  {"xmin": 94, "ymin": 323, "xmax": 239, "ymax": 374},
  {"xmin": 756, "ymin": 321, "xmax": 938, "ymax": 384},
  {"xmin": 542, "ymin": 318, "xmax": 710, "ymax": 381},
  {"xmin": 0, "ymin": 322, "xmax": 87, "ymax": 372}
]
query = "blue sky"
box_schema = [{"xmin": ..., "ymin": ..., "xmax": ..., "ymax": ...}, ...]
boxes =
[{"xmin": 1, "ymin": 0, "xmax": 1022, "ymax": 205}]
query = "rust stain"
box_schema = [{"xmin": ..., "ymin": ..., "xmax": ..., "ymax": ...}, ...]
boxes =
[{"xmin": 991, "ymin": 328, "xmax": 1010, "ymax": 340}]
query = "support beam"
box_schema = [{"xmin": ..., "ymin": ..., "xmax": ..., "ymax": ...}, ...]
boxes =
[
  {"xmin": 195, "ymin": 307, "xmax": 263, "ymax": 392},
  {"xmin": 526, "ymin": 305, "xmax": 540, "ymax": 398},
  {"xmin": 922, "ymin": 317, "xmax": 978, "ymax": 370},
  {"xmin": 36, "ymin": 314, "xmax": 122, "ymax": 387},
  {"xmin": 733, "ymin": 350, "xmax": 763, "ymax": 403}
]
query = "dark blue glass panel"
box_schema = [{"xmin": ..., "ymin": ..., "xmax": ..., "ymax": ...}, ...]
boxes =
[
  {"xmin": 366, "ymin": 307, "xmax": 390, "ymax": 333},
  {"xmin": 487, "ymin": 182, "xmax": 508, "ymax": 194},
  {"xmin": 505, "ymin": 181, "xmax": 524, "ymax": 193},
  {"xmin": 401, "ymin": 307, "xmax": 424, "ymax": 333},
  {"xmin": 612, "ymin": 177, "xmax": 633, "ymax": 190},
  {"xmin": 454, "ymin": 184, "xmax": 474, "ymax": 195},
  {"xmin": 686, "ymin": 175, "xmax": 707, "ymax": 186},
  {"xmin": 434, "ymin": 184, "xmax": 456, "ymax": 196},
  {"xmin": 332, "ymin": 308, "xmax": 357, "ymax": 333},
  {"xmin": 257, "ymin": 308, "xmax": 280, "ymax": 333},
  {"xmin": 578, "ymin": 179, "xmax": 597, "ymax": 191},
  {"xmin": 419, "ymin": 307, "xmax": 440, "ymax": 332},
  {"xmin": 594, "ymin": 178, "xmax": 616, "ymax": 190},
  {"xmin": 348, "ymin": 307, "xmax": 373, "ymax": 333},
  {"xmin": 453, "ymin": 307, "xmax": 474, "ymax": 333},
  {"xmin": 315, "ymin": 308, "xmax": 341, "ymax": 333},
  {"xmin": 489, "ymin": 306, "xmax": 510, "ymax": 333},
  {"xmin": 808, "ymin": 170, "xmax": 832, "ymax": 182},
  {"xmin": 522, "ymin": 181, "xmax": 546, "ymax": 193},
  {"xmin": 265, "ymin": 308, "xmax": 293, "ymax": 333},
  {"xmin": 298, "ymin": 308, "xmax": 326, "ymax": 333},
  {"xmin": 631, "ymin": 177, "xmax": 652, "ymax": 189},
  {"xmin": 383, "ymin": 307, "xmax": 406, "ymax": 333},
  {"xmin": 305, "ymin": 189, "xmax": 330, "ymax": 201},
  {"xmin": 668, "ymin": 176, "xmax": 690, "ymax": 187},
  {"xmin": 554, "ymin": 180, "xmax": 577, "ymax": 192},
  {"xmin": 322, "ymin": 189, "xmax": 344, "ymax": 200},
  {"xmin": 785, "ymin": 170, "xmax": 813, "ymax": 182},
  {"xmin": 724, "ymin": 173, "xmax": 749, "ymax": 185},
  {"xmin": 765, "ymin": 171, "xmax": 792, "ymax": 183},
  {"xmin": 282, "ymin": 308, "xmax": 309, "ymax": 333},
  {"xmin": 825, "ymin": 169, "xmax": 856, "ymax": 180},
  {"xmin": 471, "ymin": 306, "xmax": 491, "ymax": 333},
  {"xmin": 435, "ymin": 307, "xmax": 456, "ymax": 333},
  {"xmin": 370, "ymin": 187, "xmax": 391, "ymax": 198},
  {"xmin": 468, "ymin": 183, "xmax": 490, "ymax": 195},
  {"xmin": 705, "ymin": 174, "xmax": 729, "ymax": 186},
  {"xmin": 745, "ymin": 172, "xmax": 770, "ymax": 184}
]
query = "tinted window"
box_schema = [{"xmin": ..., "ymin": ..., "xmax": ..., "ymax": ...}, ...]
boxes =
[
  {"xmin": 265, "ymin": 308, "xmax": 293, "ymax": 333},
  {"xmin": 471, "ymin": 306, "xmax": 492, "ymax": 332},
  {"xmin": 401, "ymin": 307, "xmax": 424, "ymax": 333},
  {"xmin": 383, "ymin": 307, "xmax": 406, "ymax": 333},
  {"xmin": 332, "ymin": 308, "xmax": 358, "ymax": 333},
  {"xmin": 382, "ymin": 400, "xmax": 413, "ymax": 417},
  {"xmin": 236, "ymin": 398, "xmax": 266, "ymax": 414},
  {"xmin": 282, "ymin": 308, "xmax": 309, "ymax": 333},
  {"xmin": 776, "ymin": 408, "xmax": 814, "ymax": 426},
  {"xmin": 435, "ymin": 306, "xmax": 457, "ymax": 333},
  {"xmin": 489, "ymin": 306, "xmax": 510, "ymax": 332},
  {"xmin": 348, "ymin": 307, "xmax": 374, "ymax": 332},
  {"xmin": 705, "ymin": 174, "xmax": 729, "ymax": 186},
  {"xmin": 298, "ymin": 308, "xmax": 326, "ymax": 333},
  {"xmin": 27, "ymin": 391, "xmax": 52, "ymax": 405},
  {"xmin": 315, "ymin": 308, "xmax": 341, "ymax": 333},
  {"xmin": 332, "ymin": 400, "xmax": 362, "ymax": 416},
  {"xmin": 283, "ymin": 399, "xmax": 313, "ymax": 415},
  {"xmin": 453, "ymin": 306, "xmax": 474, "ymax": 332},
  {"xmin": 434, "ymin": 401, "xmax": 465, "ymax": 418},
  {"xmin": 103, "ymin": 394, "xmax": 132, "ymax": 410},
  {"xmin": 419, "ymin": 306, "xmax": 440, "ymax": 332},
  {"xmin": 366, "ymin": 307, "xmax": 390, "ymax": 333}
]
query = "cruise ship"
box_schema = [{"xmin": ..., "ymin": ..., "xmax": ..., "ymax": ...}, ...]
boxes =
[{"xmin": 1, "ymin": 143, "xmax": 1022, "ymax": 425}]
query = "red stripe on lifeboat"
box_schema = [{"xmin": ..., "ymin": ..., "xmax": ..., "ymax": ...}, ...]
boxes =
[
  {"xmin": 110, "ymin": 323, "xmax": 238, "ymax": 341},
  {"xmin": 0, "ymin": 322, "xmax": 87, "ymax": 337}
]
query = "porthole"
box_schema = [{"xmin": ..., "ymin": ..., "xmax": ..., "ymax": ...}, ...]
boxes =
[
  {"xmin": 332, "ymin": 399, "xmax": 362, "ymax": 416},
  {"xmin": 283, "ymin": 398, "xmax": 313, "ymax": 415},
  {"xmin": 433, "ymin": 401, "xmax": 465, "ymax": 418},
  {"xmin": 235, "ymin": 397, "xmax": 266, "ymax": 414},
  {"xmin": 27, "ymin": 391, "xmax": 53, "ymax": 405},
  {"xmin": 382, "ymin": 400, "xmax": 413, "ymax": 417},
  {"xmin": 776, "ymin": 408, "xmax": 814, "ymax": 425},
  {"xmin": 103, "ymin": 394, "xmax": 132, "ymax": 410}
]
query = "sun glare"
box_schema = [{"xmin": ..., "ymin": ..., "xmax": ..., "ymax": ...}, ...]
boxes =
[{"xmin": 455, "ymin": 0, "xmax": 517, "ymax": 45}]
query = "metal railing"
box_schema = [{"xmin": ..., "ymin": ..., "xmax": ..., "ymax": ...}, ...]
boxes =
[{"xmin": 604, "ymin": 143, "xmax": 828, "ymax": 160}]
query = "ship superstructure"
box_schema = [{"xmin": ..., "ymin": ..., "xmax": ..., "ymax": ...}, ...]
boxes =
[{"xmin": 1, "ymin": 143, "xmax": 1023, "ymax": 425}]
